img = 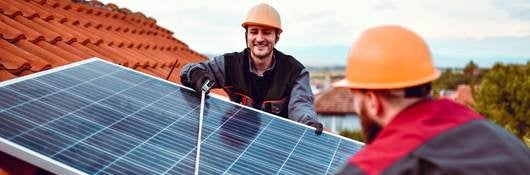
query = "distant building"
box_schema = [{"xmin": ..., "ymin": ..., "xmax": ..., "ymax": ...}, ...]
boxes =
[
  {"xmin": 439, "ymin": 84, "xmax": 475, "ymax": 106},
  {"xmin": 314, "ymin": 86, "xmax": 361, "ymax": 133}
]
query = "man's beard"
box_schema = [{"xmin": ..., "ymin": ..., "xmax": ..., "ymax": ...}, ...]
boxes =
[
  {"xmin": 359, "ymin": 103, "xmax": 383, "ymax": 144},
  {"xmin": 251, "ymin": 47, "xmax": 273, "ymax": 59}
]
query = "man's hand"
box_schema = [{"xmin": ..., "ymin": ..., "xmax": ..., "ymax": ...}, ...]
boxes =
[
  {"xmin": 307, "ymin": 121, "xmax": 323, "ymax": 136},
  {"xmin": 189, "ymin": 68, "xmax": 215, "ymax": 94}
]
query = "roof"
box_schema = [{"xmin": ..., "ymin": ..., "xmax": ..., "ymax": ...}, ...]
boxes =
[
  {"xmin": 0, "ymin": 0, "xmax": 207, "ymax": 84},
  {"xmin": 314, "ymin": 87, "xmax": 356, "ymax": 115}
]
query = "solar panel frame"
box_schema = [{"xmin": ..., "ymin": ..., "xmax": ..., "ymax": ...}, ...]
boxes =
[{"xmin": 0, "ymin": 57, "xmax": 364, "ymax": 175}]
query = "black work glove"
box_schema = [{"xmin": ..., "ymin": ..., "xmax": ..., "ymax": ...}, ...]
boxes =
[
  {"xmin": 189, "ymin": 68, "xmax": 215, "ymax": 95},
  {"xmin": 307, "ymin": 121, "xmax": 323, "ymax": 136}
]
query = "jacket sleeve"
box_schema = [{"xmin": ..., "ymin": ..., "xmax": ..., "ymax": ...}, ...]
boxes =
[
  {"xmin": 179, "ymin": 55, "xmax": 226, "ymax": 88},
  {"xmin": 335, "ymin": 163, "xmax": 366, "ymax": 175},
  {"xmin": 287, "ymin": 68, "xmax": 320, "ymax": 125}
]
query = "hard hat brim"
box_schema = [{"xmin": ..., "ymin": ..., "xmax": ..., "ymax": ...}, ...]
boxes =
[
  {"xmin": 333, "ymin": 69, "xmax": 441, "ymax": 89},
  {"xmin": 242, "ymin": 22, "xmax": 283, "ymax": 33}
]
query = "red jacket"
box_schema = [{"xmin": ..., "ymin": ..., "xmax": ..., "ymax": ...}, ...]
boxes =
[{"xmin": 337, "ymin": 99, "xmax": 530, "ymax": 175}]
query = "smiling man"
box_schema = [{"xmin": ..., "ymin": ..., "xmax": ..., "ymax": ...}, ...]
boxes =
[{"xmin": 180, "ymin": 3, "xmax": 323, "ymax": 135}]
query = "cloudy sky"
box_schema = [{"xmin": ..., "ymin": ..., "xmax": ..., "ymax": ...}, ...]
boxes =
[{"xmin": 99, "ymin": 0, "xmax": 530, "ymax": 68}]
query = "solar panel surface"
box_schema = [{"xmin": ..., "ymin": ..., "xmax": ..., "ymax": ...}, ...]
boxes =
[{"xmin": 0, "ymin": 58, "xmax": 363, "ymax": 175}]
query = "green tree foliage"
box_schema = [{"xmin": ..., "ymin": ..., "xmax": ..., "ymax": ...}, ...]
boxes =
[
  {"xmin": 464, "ymin": 60, "xmax": 479, "ymax": 76},
  {"xmin": 473, "ymin": 62, "xmax": 530, "ymax": 142},
  {"xmin": 433, "ymin": 69, "xmax": 472, "ymax": 90},
  {"xmin": 433, "ymin": 61, "xmax": 485, "ymax": 98},
  {"xmin": 339, "ymin": 129, "xmax": 365, "ymax": 142}
]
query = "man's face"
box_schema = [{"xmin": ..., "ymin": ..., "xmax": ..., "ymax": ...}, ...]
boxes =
[
  {"xmin": 247, "ymin": 25, "xmax": 277, "ymax": 59},
  {"xmin": 352, "ymin": 90, "xmax": 383, "ymax": 144}
]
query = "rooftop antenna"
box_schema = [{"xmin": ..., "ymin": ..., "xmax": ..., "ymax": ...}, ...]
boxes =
[{"xmin": 166, "ymin": 57, "xmax": 179, "ymax": 80}]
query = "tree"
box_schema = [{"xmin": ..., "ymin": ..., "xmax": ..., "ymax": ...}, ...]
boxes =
[
  {"xmin": 433, "ymin": 69, "xmax": 472, "ymax": 98},
  {"xmin": 473, "ymin": 62, "xmax": 530, "ymax": 143},
  {"xmin": 340, "ymin": 129, "xmax": 365, "ymax": 142},
  {"xmin": 464, "ymin": 60, "xmax": 479, "ymax": 76}
]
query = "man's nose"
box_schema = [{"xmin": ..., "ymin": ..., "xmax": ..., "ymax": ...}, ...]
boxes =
[{"xmin": 256, "ymin": 32, "xmax": 265, "ymax": 42}]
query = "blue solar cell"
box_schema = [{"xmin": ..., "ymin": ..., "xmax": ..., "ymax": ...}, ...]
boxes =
[
  {"xmin": 39, "ymin": 91, "xmax": 93, "ymax": 113},
  {"xmin": 34, "ymin": 72, "xmax": 83, "ymax": 89},
  {"xmin": 99, "ymin": 94, "xmax": 145, "ymax": 115},
  {"xmin": 0, "ymin": 111, "xmax": 37, "ymax": 138},
  {"xmin": 121, "ymin": 84, "xmax": 170, "ymax": 104},
  {"xmin": 65, "ymin": 83, "xmax": 114, "ymax": 102},
  {"xmin": 121, "ymin": 143, "xmax": 182, "ymax": 174},
  {"xmin": 90, "ymin": 75, "xmax": 135, "ymax": 93},
  {"xmin": 46, "ymin": 114, "xmax": 103, "ymax": 140},
  {"xmin": 99, "ymin": 156, "xmax": 159, "ymax": 175},
  {"xmin": 0, "ymin": 59, "xmax": 363, "ymax": 175},
  {"xmin": 83, "ymin": 128, "xmax": 141, "ymax": 157},
  {"xmin": 153, "ymin": 96, "xmax": 199, "ymax": 116},
  {"xmin": 110, "ymin": 69, "xmax": 151, "ymax": 84},
  {"xmin": 110, "ymin": 116, "xmax": 161, "ymax": 141},
  {"xmin": 139, "ymin": 78, "xmax": 181, "ymax": 95},
  {"xmin": 81, "ymin": 60, "xmax": 120, "ymax": 74},
  {"xmin": 11, "ymin": 127, "xmax": 76, "ymax": 156},
  {"xmin": 8, "ymin": 100, "xmax": 68, "ymax": 125},
  {"xmin": 52, "ymin": 143, "xmax": 117, "ymax": 174},
  {"xmin": 59, "ymin": 65, "xmax": 105, "ymax": 81},
  {"xmin": 0, "ymin": 87, "xmax": 31, "ymax": 110},
  {"xmin": 6, "ymin": 79, "xmax": 58, "ymax": 99},
  {"xmin": 165, "ymin": 155, "xmax": 195, "ymax": 175},
  {"xmin": 75, "ymin": 104, "xmax": 127, "ymax": 126}
]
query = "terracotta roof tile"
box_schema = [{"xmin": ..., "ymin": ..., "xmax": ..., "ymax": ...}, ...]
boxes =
[
  {"xmin": 22, "ymin": 0, "xmax": 55, "ymax": 21},
  {"xmin": 0, "ymin": 0, "xmax": 23, "ymax": 18},
  {"xmin": 0, "ymin": 69, "xmax": 17, "ymax": 81},
  {"xmin": 0, "ymin": 39, "xmax": 51, "ymax": 71},
  {"xmin": 0, "ymin": 0, "xmax": 208, "ymax": 95},
  {"xmin": 315, "ymin": 87, "xmax": 356, "ymax": 115},
  {"xmin": 29, "ymin": 0, "xmax": 68, "ymax": 23},
  {"xmin": 0, "ymin": 18, "xmax": 27, "ymax": 42},
  {"xmin": 14, "ymin": 39, "xmax": 70, "ymax": 66},
  {"xmin": 11, "ymin": 15, "xmax": 62, "ymax": 44},
  {"xmin": 0, "ymin": 14, "xmax": 42, "ymax": 43},
  {"xmin": 0, "ymin": 44, "xmax": 31, "ymax": 72},
  {"xmin": 5, "ymin": 0, "xmax": 40, "ymax": 19}
]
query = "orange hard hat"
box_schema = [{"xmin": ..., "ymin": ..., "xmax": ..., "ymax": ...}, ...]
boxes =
[
  {"xmin": 242, "ymin": 3, "xmax": 282, "ymax": 33},
  {"xmin": 334, "ymin": 25, "xmax": 440, "ymax": 89}
]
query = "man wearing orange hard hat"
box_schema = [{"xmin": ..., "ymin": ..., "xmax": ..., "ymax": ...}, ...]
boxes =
[
  {"xmin": 180, "ymin": 3, "xmax": 323, "ymax": 135},
  {"xmin": 335, "ymin": 25, "xmax": 530, "ymax": 174}
]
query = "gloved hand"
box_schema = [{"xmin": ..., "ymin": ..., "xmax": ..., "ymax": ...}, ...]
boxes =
[
  {"xmin": 189, "ymin": 68, "xmax": 215, "ymax": 95},
  {"xmin": 307, "ymin": 121, "xmax": 323, "ymax": 136}
]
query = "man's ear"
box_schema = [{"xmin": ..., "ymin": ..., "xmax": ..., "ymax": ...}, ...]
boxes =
[{"xmin": 366, "ymin": 91, "xmax": 383, "ymax": 117}]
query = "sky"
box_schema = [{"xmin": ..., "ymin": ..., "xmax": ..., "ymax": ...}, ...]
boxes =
[{"xmin": 99, "ymin": 0, "xmax": 530, "ymax": 68}]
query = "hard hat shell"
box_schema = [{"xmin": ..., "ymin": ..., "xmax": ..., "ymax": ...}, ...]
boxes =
[
  {"xmin": 242, "ymin": 3, "xmax": 282, "ymax": 33},
  {"xmin": 334, "ymin": 25, "xmax": 440, "ymax": 89}
]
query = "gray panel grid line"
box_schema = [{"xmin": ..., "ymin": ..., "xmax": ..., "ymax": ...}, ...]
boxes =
[
  {"xmin": 96, "ymin": 105, "xmax": 200, "ymax": 174},
  {"xmin": 162, "ymin": 107, "xmax": 244, "ymax": 174},
  {"xmin": 6, "ymin": 73, "xmax": 151, "ymax": 141},
  {"xmin": 325, "ymin": 139, "xmax": 342, "ymax": 174},
  {"xmin": 31, "ymin": 71, "xmax": 204, "ymax": 153},
  {"xmin": 0, "ymin": 68, "xmax": 122, "ymax": 114},
  {"xmin": 3, "ymin": 82, "xmax": 189, "ymax": 172},
  {"xmin": 276, "ymin": 129, "xmax": 308, "ymax": 175},
  {"xmin": 52, "ymin": 88, "xmax": 182, "ymax": 158},
  {"xmin": 222, "ymin": 119, "xmax": 274, "ymax": 174}
]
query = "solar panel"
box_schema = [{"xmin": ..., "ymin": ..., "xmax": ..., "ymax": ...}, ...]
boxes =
[{"xmin": 0, "ymin": 58, "xmax": 363, "ymax": 175}]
